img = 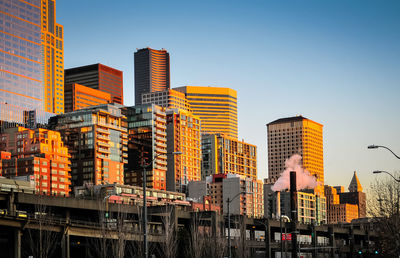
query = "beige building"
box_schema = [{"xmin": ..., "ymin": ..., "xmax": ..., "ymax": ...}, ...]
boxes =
[
  {"xmin": 142, "ymin": 89, "xmax": 192, "ymax": 113},
  {"xmin": 267, "ymin": 116, "xmax": 324, "ymax": 193}
]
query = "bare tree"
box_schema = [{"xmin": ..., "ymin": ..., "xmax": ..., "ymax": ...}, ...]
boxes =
[
  {"xmin": 202, "ymin": 217, "xmax": 226, "ymax": 258},
  {"xmin": 368, "ymin": 173, "xmax": 400, "ymax": 256},
  {"xmin": 23, "ymin": 195, "xmax": 60, "ymax": 258},
  {"xmin": 110, "ymin": 202, "xmax": 129, "ymax": 258},
  {"xmin": 187, "ymin": 212, "xmax": 206, "ymax": 258},
  {"xmin": 160, "ymin": 205, "xmax": 178, "ymax": 258},
  {"xmin": 233, "ymin": 215, "xmax": 250, "ymax": 258},
  {"xmin": 87, "ymin": 199, "xmax": 110, "ymax": 258}
]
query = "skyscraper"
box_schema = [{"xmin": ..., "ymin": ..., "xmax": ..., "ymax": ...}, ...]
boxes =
[
  {"xmin": 65, "ymin": 64, "xmax": 124, "ymax": 105},
  {"xmin": 134, "ymin": 48, "xmax": 170, "ymax": 105},
  {"xmin": 42, "ymin": 0, "xmax": 64, "ymax": 114},
  {"xmin": 174, "ymin": 86, "xmax": 238, "ymax": 138},
  {"xmin": 0, "ymin": 0, "xmax": 64, "ymax": 116},
  {"xmin": 267, "ymin": 116, "xmax": 324, "ymax": 189}
]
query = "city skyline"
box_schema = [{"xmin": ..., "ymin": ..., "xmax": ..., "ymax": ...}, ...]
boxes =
[{"xmin": 57, "ymin": 0, "xmax": 400, "ymax": 189}]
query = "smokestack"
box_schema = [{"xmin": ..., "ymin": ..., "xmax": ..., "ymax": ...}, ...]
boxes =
[
  {"xmin": 290, "ymin": 171, "xmax": 298, "ymax": 258},
  {"xmin": 276, "ymin": 191, "xmax": 281, "ymax": 219},
  {"xmin": 290, "ymin": 171, "xmax": 297, "ymax": 221}
]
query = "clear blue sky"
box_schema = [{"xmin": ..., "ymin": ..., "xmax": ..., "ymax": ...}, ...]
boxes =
[{"xmin": 58, "ymin": 0, "xmax": 400, "ymax": 190}]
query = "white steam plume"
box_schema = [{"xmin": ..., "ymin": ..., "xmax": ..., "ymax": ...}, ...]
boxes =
[{"xmin": 271, "ymin": 154, "xmax": 318, "ymax": 192}]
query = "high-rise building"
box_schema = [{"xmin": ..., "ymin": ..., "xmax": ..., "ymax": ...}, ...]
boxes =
[
  {"xmin": 0, "ymin": 0, "xmax": 64, "ymax": 117},
  {"xmin": 142, "ymin": 89, "xmax": 192, "ymax": 112},
  {"xmin": 134, "ymin": 48, "xmax": 170, "ymax": 105},
  {"xmin": 65, "ymin": 64, "xmax": 123, "ymax": 105},
  {"xmin": 64, "ymin": 83, "xmax": 111, "ymax": 113},
  {"xmin": 42, "ymin": 0, "xmax": 64, "ymax": 114},
  {"xmin": 201, "ymin": 133, "xmax": 257, "ymax": 180},
  {"xmin": 166, "ymin": 109, "xmax": 201, "ymax": 192},
  {"xmin": 174, "ymin": 86, "xmax": 238, "ymax": 139},
  {"xmin": 0, "ymin": 127, "xmax": 71, "ymax": 196},
  {"xmin": 267, "ymin": 116, "xmax": 324, "ymax": 189},
  {"xmin": 123, "ymin": 104, "xmax": 168, "ymax": 190},
  {"xmin": 48, "ymin": 104, "xmax": 128, "ymax": 188}
]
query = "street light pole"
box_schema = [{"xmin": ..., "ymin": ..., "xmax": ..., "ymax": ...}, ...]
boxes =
[
  {"xmin": 141, "ymin": 151, "xmax": 181, "ymax": 258},
  {"xmin": 373, "ymin": 170, "xmax": 400, "ymax": 183},
  {"xmin": 279, "ymin": 215, "xmax": 291, "ymax": 258},
  {"xmin": 368, "ymin": 145, "xmax": 400, "ymax": 159},
  {"xmin": 227, "ymin": 191, "xmax": 248, "ymax": 258}
]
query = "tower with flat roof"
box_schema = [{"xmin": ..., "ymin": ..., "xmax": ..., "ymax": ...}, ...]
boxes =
[
  {"xmin": 65, "ymin": 64, "xmax": 124, "ymax": 105},
  {"xmin": 134, "ymin": 48, "xmax": 170, "ymax": 105},
  {"xmin": 174, "ymin": 86, "xmax": 238, "ymax": 139},
  {"xmin": 266, "ymin": 116, "xmax": 324, "ymax": 188}
]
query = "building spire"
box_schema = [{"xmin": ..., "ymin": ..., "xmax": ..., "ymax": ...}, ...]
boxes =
[{"xmin": 348, "ymin": 171, "xmax": 363, "ymax": 192}]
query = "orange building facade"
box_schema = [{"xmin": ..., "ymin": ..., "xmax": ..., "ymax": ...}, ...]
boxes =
[
  {"xmin": 64, "ymin": 83, "xmax": 111, "ymax": 112},
  {"xmin": 166, "ymin": 109, "xmax": 201, "ymax": 192},
  {"xmin": 49, "ymin": 104, "xmax": 127, "ymax": 188},
  {"xmin": 201, "ymin": 133, "xmax": 257, "ymax": 180},
  {"xmin": 0, "ymin": 127, "xmax": 71, "ymax": 196},
  {"xmin": 65, "ymin": 64, "xmax": 123, "ymax": 105}
]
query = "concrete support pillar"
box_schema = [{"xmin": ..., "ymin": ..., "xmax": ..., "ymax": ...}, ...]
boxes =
[
  {"xmin": 61, "ymin": 233, "xmax": 70, "ymax": 258},
  {"xmin": 14, "ymin": 228, "xmax": 21, "ymax": 258},
  {"xmin": 62, "ymin": 209, "xmax": 71, "ymax": 258},
  {"xmin": 329, "ymin": 226, "xmax": 335, "ymax": 258},
  {"xmin": 265, "ymin": 219, "xmax": 271, "ymax": 258},
  {"xmin": 311, "ymin": 224, "xmax": 317, "ymax": 258},
  {"xmin": 8, "ymin": 191, "xmax": 16, "ymax": 216},
  {"xmin": 349, "ymin": 227, "xmax": 355, "ymax": 258}
]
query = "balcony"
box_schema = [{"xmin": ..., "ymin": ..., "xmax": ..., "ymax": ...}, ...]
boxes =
[
  {"xmin": 155, "ymin": 136, "xmax": 166, "ymax": 142},
  {"xmin": 97, "ymin": 127, "xmax": 110, "ymax": 134},
  {"xmin": 98, "ymin": 147, "xmax": 110, "ymax": 154},
  {"xmin": 97, "ymin": 134, "xmax": 110, "ymax": 140},
  {"xmin": 156, "ymin": 159, "xmax": 167, "ymax": 166},
  {"xmin": 156, "ymin": 130, "xmax": 166, "ymax": 136},
  {"xmin": 156, "ymin": 147, "xmax": 167, "ymax": 154},
  {"xmin": 97, "ymin": 141, "xmax": 109, "ymax": 147},
  {"xmin": 97, "ymin": 153, "xmax": 108, "ymax": 159},
  {"xmin": 156, "ymin": 141, "xmax": 167, "ymax": 148},
  {"xmin": 156, "ymin": 116, "xmax": 166, "ymax": 123},
  {"xmin": 157, "ymin": 124, "xmax": 167, "ymax": 130}
]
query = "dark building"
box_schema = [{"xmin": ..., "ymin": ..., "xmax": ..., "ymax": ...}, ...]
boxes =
[
  {"xmin": 122, "ymin": 104, "xmax": 167, "ymax": 190},
  {"xmin": 134, "ymin": 48, "xmax": 170, "ymax": 105},
  {"xmin": 65, "ymin": 64, "xmax": 123, "ymax": 105}
]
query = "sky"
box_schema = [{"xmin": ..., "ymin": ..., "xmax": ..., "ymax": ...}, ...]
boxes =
[{"xmin": 57, "ymin": 0, "xmax": 400, "ymax": 190}]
